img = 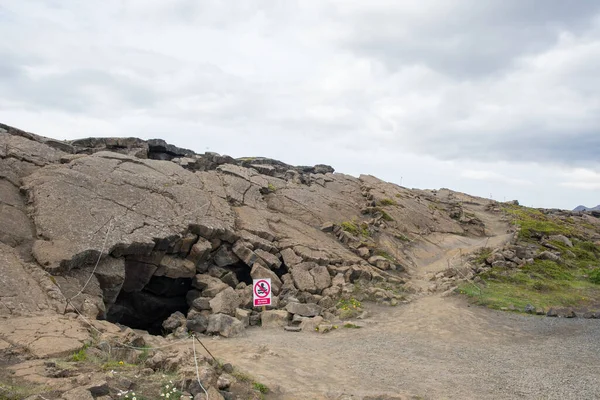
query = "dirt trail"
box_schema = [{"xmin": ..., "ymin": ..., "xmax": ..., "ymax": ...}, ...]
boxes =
[{"xmin": 204, "ymin": 202, "xmax": 600, "ymax": 399}]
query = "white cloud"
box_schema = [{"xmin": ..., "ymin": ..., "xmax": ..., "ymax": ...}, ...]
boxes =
[
  {"xmin": 0, "ymin": 0, "xmax": 599, "ymax": 210},
  {"xmin": 460, "ymin": 170, "xmax": 531, "ymax": 186}
]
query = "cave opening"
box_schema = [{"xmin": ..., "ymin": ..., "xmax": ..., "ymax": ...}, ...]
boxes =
[
  {"xmin": 106, "ymin": 276, "xmax": 192, "ymax": 335},
  {"xmin": 226, "ymin": 262, "xmax": 253, "ymax": 285}
]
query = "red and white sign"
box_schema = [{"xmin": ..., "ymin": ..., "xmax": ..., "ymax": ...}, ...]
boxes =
[{"xmin": 253, "ymin": 278, "xmax": 272, "ymax": 307}]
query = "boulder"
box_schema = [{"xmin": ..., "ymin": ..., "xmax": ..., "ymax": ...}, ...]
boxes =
[
  {"xmin": 192, "ymin": 296, "xmax": 212, "ymax": 311},
  {"xmin": 209, "ymin": 287, "xmax": 241, "ymax": 316},
  {"xmin": 162, "ymin": 311, "xmax": 186, "ymax": 332},
  {"xmin": 285, "ymin": 302, "xmax": 322, "ymax": 317},
  {"xmin": 537, "ymin": 251, "xmax": 562, "ymax": 263},
  {"xmin": 368, "ymin": 255, "xmax": 391, "ymax": 270},
  {"xmin": 235, "ymin": 308, "xmax": 251, "ymax": 327},
  {"xmin": 260, "ymin": 310, "xmax": 290, "ymax": 328},
  {"xmin": 187, "ymin": 238, "xmax": 212, "ymax": 264},
  {"xmin": 250, "ymin": 262, "xmax": 282, "ymax": 295},
  {"xmin": 299, "ymin": 316, "xmax": 324, "ymax": 332},
  {"xmin": 213, "ymin": 245, "xmax": 240, "ymax": 267},
  {"xmin": 255, "ymin": 248, "xmax": 282, "ymax": 269},
  {"xmin": 155, "ymin": 255, "xmax": 196, "ymax": 278},
  {"xmin": 232, "ymin": 241, "xmax": 257, "ymax": 266},
  {"xmin": 186, "ymin": 314, "xmax": 209, "ymax": 334},
  {"xmin": 310, "ymin": 265, "xmax": 332, "ymax": 291},
  {"xmin": 192, "ymin": 274, "xmax": 229, "ymax": 297},
  {"xmin": 290, "ymin": 262, "xmax": 317, "ymax": 293},
  {"xmin": 280, "ymin": 248, "xmax": 303, "ymax": 267},
  {"xmin": 206, "ymin": 314, "xmax": 244, "ymax": 337},
  {"xmin": 549, "ymin": 234, "xmax": 573, "ymax": 247}
]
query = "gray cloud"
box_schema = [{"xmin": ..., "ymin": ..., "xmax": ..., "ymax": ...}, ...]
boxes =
[{"xmin": 0, "ymin": 0, "xmax": 599, "ymax": 208}]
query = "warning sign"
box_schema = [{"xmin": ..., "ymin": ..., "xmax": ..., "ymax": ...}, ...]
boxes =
[{"xmin": 253, "ymin": 278, "xmax": 272, "ymax": 307}]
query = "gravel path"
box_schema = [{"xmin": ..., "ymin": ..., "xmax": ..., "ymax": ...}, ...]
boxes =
[{"xmin": 208, "ymin": 296, "xmax": 600, "ymax": 399}]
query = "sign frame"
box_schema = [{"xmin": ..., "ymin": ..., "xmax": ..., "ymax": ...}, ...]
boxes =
[{"xmin": 253, "ymin": 278, "xmax": 272, "ymax": 307}]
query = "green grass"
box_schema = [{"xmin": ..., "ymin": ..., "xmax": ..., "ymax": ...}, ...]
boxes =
[
  {"xmin": 375, "ymin": 249, "xmax": 395, "ymax": 262},
  {"xmin": 590, "ymin": 268, "xmax": 600, "ymax": 284},
  {"xmin": 378, "ymin": 198, "xmax": 397, "ymax": 206},
  {"xmin": 503, "ymin": 205, "xmax": 573, "ymax": 240},
  {"xmin": 380, "ymin": 210, "xmax": 394, "ymax": 221},
  {"xmin": 253, "ymin": 382, "xmax": 269, "ymax": 394},
  {"xmin": 459, "ymin": 258, "xmax": 600, "ymax": 311},
  {"xmin": 342, "ymin": 323, "xmax": 362, "ymax": 329},
  {"xmin": 340, "ymin": 220, "xmax": 370, "ymax": 237},
  {"xmin": 473, "ymin": 247, "xmax": 492, "ymax": 264},
  {"xmin": 267, "ymin": 183, "xmax": 276, "ymax": 192},
  {"xmin": 69, "ymin": 345, "xmax": 89, "ymax": 362}
]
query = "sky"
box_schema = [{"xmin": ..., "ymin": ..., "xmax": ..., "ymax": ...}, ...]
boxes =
[{"xmin": 1, "ymin": 1, "xmax": 599, "ymax": 210}]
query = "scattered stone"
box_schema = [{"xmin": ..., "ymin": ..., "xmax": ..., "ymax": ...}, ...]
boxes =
[
  {"xmin": 162, "ymin": 311, "xmax": 186, "ymax": 332},
  {"xmin": 206, "ymin": 314, "xmax": 244, "ymax": 337},
  {"xmin": 284, "ymin": 326, "xmax": 302, "ymax": 332},
  {"xmin": 187, "ymin": 313, "xmax": 209, "ymax": 334},
  {"xmin": 261, "ymin": 310, "xmax": 290, "ymax": 328},
  {"xmin": 232, "ymin": 241, "xmax": 257, "ymax": 266},
  {"xmin": 524, "ymin": 304, "xmax": 535, "ymax": 314},
  {"xmin": 537, "ymin": 251, "xmax": 562, "ymax": 263},
  {"xmin": 255, "ymin": 248, "xmax": 282, "ymax": 269},
  {"xmin": 300, "ymin": 316, "xmax": 324, "ymax": 332},
  {"xmin": 549, "ymin": 235, "xmax": 573, "ymax": 247},
  {"xmin": 210, "ymin": 287, "xmax": 241, "ymax": 316},
  {"xmin": 285, "ymin": 302, "xmax": 322, "ymax": 317}
]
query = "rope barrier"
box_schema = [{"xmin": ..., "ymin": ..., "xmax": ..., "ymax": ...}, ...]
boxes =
[{"xmin": 192, "ymin": 335, "xmax": 209, "ymax": 400}]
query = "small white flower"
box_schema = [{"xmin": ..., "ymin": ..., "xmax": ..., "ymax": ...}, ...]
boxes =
[
  {"xmin": 131, "ymin": 393, "xmax": 135, "ymax": 396},
  {"xmin": 172, "ymin": 388, "xmax": 177, "ymax": 392},
  {"xmin": 133, "ymin": 397, "xmax": 136, "ymax": 400},
  {"xmin": 166, "ymin": 394, "xmax": 170, "ymax": 398},
  {"xmin": 160, "ymin": 394, "xmax": 165, "ymax": 397}
]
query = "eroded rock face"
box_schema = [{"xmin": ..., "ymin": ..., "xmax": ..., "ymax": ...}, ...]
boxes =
[{"xmin": 0, "ymin": 122, "xmax": 496, "ymax": 336}]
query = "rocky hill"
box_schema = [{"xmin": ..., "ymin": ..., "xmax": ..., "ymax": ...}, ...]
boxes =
[
  {"xmin": 1, "ymin": 122, "xmax": 600, "ymax": 399},
  {"xmin": 573, "ymin": 204, "xmax": 600, "ymax": 212}
]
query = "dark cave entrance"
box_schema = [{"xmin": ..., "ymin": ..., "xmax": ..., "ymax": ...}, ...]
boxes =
[
  {"xmin": 106, "ymin": 276, "xmax": 192, "ymax": 335},
  {"xmin": 104, "ymin": 258, "xmax": 287, "ymax": 335}
]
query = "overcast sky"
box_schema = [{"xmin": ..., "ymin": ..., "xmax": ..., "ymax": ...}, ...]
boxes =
[{"xmin": 1, "ymin": 1, "xmax": 600, "ymax": 210}]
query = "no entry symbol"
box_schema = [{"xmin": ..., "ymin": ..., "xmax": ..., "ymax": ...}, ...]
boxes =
[{"xmin": 253, "ymin": 278, "xmax": 272, "ymax": 307}]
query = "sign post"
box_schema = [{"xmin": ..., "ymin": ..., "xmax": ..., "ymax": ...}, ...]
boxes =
[{"xmin": 253, "ymin": 278, "xmax": 272, "ymax": 308}]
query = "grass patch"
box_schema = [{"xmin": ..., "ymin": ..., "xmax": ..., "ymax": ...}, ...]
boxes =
[
  {"xmin": 473, "ymin": 247, "xmax": 492, "ymax": 264},
  {"xmin": 343, "ymin": 323, "xmax": 362, "ymax": 329},
  {"xmin": 69, "ymin": 344, "xmax": 89, "ymax": 362},
  {"xmin": 378, "ymin": 198, "xmax": 397, "ymax": 206},
  {"xmin": 340, "ymin": 220, "xmax": 370, "ymax": 237},
  {"xmin": 375, "ymin": 249, "xmax": 395, "ymax": 262},
  {"xmin": 252, "ymin": 382, "xmax": 269, "ymax": 394},
  {"xmin": 459, "ymin": 258, "xmax": 600, "ymax": 311},
  {"xmin": 0, "ymin": 382, "xmax": 42, "ymax": 400},
  {"xmin": 232, "ymin": 370, "xmax": 269, "ymax": 396},
  {"xmin": 504, "ymin": 205, "xmax": 573, "ymax": 240},
  {"xmin": 590, "ymin": 268, "xmax": 600, "ymax": 284},
  {"xmin": 267, "ymin": 183, "xmax": 276, "ymax": 192}
]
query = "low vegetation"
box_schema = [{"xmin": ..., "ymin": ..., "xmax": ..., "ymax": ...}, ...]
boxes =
[
  {"xmin": 340, "ymin": 220, "xmax": 370, "ymax": 237},
  {"xmin": 504, "ymin": 205, "xmax": 573, "ymax": 240},
  {"xmin": 378, "ymin": 198, "xmax": 397, "ymax": 206},
  {"xmin": 459, "ymin": 205, "xmax": 600, "ymax": 312}
]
